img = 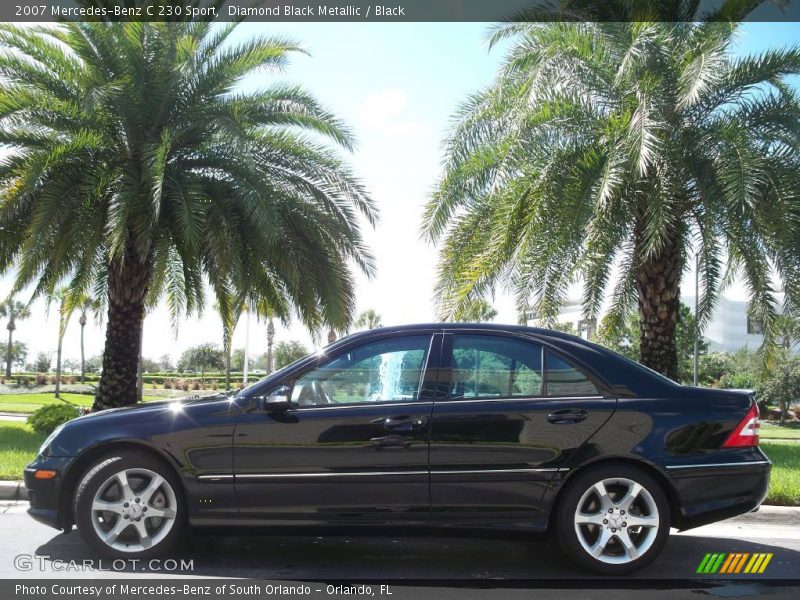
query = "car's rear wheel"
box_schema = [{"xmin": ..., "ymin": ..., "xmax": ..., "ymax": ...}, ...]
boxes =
[
  {"xmin": 555, "ymin": 463, "xmax": 670, "ymax": 575},
  {"xmin": 73, "ymin": 451, "xmax": 185, "ymax": 558}
]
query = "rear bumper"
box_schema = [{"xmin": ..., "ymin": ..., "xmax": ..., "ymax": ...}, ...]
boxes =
[{"xmin": 666, "ymin": 456, "xmax": 770, "ymax": 530}]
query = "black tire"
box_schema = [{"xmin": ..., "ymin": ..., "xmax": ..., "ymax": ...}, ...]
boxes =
[
  {"xmin": 73, "ymin": 450, "xmax": 186, "ymax": 559},
  {"xmin": 555, "ymin": 463, "xmax": 671, "ymax": 575}
]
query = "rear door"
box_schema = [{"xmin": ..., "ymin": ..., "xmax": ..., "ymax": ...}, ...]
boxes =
[{"xmin": 429, "ymin": 331, "xmax": 616, "ymax": 524}]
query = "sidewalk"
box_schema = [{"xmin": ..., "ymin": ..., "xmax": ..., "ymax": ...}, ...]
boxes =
[{"xmin": 0, "ymin": 412, "xmax": 28, "ymax": 422}]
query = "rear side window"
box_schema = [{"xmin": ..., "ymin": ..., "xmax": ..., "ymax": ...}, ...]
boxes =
[
  {"xmin": 545, "ymin": 351, "xmax": 599, "ymax": 397},
  {"xmin": 450, "ymin": 335, "xmax": 543, "ymax": 399}
]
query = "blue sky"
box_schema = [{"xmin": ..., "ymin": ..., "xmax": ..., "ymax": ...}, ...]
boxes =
[{"xmin": 2, "ymin": 21, "xmax": 799, "ymax": 366}]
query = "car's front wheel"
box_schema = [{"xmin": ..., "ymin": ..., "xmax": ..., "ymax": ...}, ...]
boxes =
[
  {"xmin": 556, "ymin": 464, "xmax": 670, "ymax": 575},
  {"xmin": 73, "ymin": 451, "xmax": 185, "ymax": 558}
]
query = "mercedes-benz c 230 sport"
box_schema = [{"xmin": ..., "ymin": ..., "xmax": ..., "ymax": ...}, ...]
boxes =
[{"xmin": 25, "ymin": 324, "xmax": 769, "ymax": 574}]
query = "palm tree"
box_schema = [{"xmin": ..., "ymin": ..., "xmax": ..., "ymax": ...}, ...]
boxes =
[
  {"xmin": 775, "ymin": 313, "xmax": 800, "ymax": 351},
  {"xmin": 73, "ymin": 295, "xmax": 103, "ymax": 384},
  {"xmin": 0, "ymin": 298, "xmax": 30, "ymax": 378},
  {"xmin": 215, "ymin": 298, "xmax": 244, "ymax": 391},
  {"xmin": 0, "ymin": 22, "xmax": 376, "ymax": 409},
  {"xmin": 423, "ymin": 8, "xmax": 800, "ymax": 379},
  {"xmin": 266, "ymin": 318, "xmax": 275, "ymax": 375},
  {"xmin": 453, "ymin": 298, "xmax": 498, "ymax": 323},
  {"xmin": 355, "ymin": 309, "xmax": 383, "ymax": 330},
  {"xmin": 49, "ymin": 288, "xmax": 71, "ymax": 398}
]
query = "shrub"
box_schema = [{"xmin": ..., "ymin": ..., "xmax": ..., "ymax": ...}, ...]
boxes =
[
  {"xmin": 191, "ymin": 380, "xmax": 201, "ymax": 391},
  {"xmin": 163, "ymin": 379, "xmax": 172, "ymax": 390},
  {"xmin": 35, "ymin": 373, "xmax": 48, "ymax": 386},
  {"xmin": 28, "ymin": 403, "xmax": 80, "ymax": 436},
  {"xmin": 181, "ymin": 381, "xmax": 189, "ymax": 391}
]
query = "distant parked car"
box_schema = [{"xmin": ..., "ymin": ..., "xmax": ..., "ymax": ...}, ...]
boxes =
[{"xmin": 25, "ymin": 324, "xmax": 768, "ymax": 574}]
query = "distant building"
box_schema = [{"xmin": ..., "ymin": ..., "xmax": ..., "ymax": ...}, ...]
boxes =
[{"xmin": 526, "ymin": 294, "xmax": 779, "ymax": 353}]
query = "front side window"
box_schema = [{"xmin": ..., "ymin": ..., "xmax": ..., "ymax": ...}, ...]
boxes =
[
  {"xmin": 291, "ymin": 336, "xmax": 431, "ymax": 406},
  {"xmin": 450, "ymin": 335, "xmax": 543, "ymax": 399},
  {"xmin": 545, "ymin": 351, "xmax": 599, "ymax": 397}
]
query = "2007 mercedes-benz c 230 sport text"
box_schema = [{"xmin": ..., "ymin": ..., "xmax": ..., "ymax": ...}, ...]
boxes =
[{"xmin": 25, "ymin": 324, "xmax": 769, "ymax": 574}]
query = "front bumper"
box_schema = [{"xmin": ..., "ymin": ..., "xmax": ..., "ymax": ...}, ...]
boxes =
[
  {"xmin": 23, "ymin": 455, "xmax": 75, "ymax": 531},
  {"xmin": 666, "ymin": 454, "xmax": 770, "ymax": 530}
]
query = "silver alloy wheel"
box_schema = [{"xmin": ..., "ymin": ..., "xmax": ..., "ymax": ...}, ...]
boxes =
[
  {"xmin": 573, "ymin": 477, "xmax": 660, "ymax": 564},
  {"xmin": 90, "ymin": 468, "xmax": 177, "ymax": 553}
]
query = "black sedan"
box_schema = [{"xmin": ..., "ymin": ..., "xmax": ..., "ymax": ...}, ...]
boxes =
[{"xmin": 24, "ymin": 324, "xmax": 769, "ymax": 574}]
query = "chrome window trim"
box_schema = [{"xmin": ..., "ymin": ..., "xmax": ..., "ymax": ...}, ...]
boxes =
[
  {"xmin": 289, "ymin": 401, "xmax": 435, "ymax": 411},
  {"xmin": 438, "ymin": 395, "xmax": 605, "ymax": 404},
  {"xmin": 275, "ymin": 396, "xmax": 607, "ymax": 411},
  {"xmin": 665, "ymin": 460, "xmax": 771, "ymax": 470}
]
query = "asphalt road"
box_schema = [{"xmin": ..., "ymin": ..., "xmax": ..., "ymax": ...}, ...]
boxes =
[{"xmin": 1, "ymin": 501, "xmax": 799, "ymax": 586}]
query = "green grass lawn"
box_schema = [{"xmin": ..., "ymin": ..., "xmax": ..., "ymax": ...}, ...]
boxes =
[
  {"xmin": 761, "ymin": 422, "xmax": 800, "ymax": 440},
  {"xmin": 761, "ymin": 440, "xmax": 800, "ymax": 506},
  {"xmin": 0, "ymin": 393, "xmax": 159, "ymax": 413},
  {"xmin": 0, "ymin": 423, "xmax": 44, "ymax": 480}
]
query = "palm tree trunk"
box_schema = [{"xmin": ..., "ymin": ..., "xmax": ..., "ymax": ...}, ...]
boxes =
[
  {"xmin": 636, "ymin": 225, "xmax": 682, "ymax": 380},
  {"xmin": 223, "ymin": 323, "xmax": 232, "ymax": 391},
  {"xmin": 266, "ymin": 319, "xmax": 275, "ymax": 375},
  {"xmin": 55, "ymin": 330, "xmax": 63, "ymax": 398},
  {"xmin": 225, "ymin": 349, "xmax": 231, "ymax": 391},
  {"xmin": 80, "ymin": 323, "xmax": 85, "ymax": 384},
  {"xmin": 5, "ymin": 325, "xmax": 13, "ymax": 378},
  {"xmin": 94, "ymin": 248, "xmax": 151, "ymax": 411},
  {"xmin": 136, "ymin": 338, "xmax": 143, "ymax": 403}
]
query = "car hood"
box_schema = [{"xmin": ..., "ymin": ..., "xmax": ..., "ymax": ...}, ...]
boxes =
[
  {"xmin": 45, "ymin": 393, "xmax": 242, "ymax": 458},
  {"xmin": 74, "ymin": 393, "xmax": 235, "ymax": 419}
]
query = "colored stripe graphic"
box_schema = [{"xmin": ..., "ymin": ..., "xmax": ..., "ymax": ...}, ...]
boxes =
[
  {"xmin": 697, "ymin": 552, "xmax": 772, "ymax": 574},
  {"xmin": 732, "ymin": 553, "xmax": 750, "ymax": 573},
  {"xmin": 758, "ymin": 553, "xmax": 773, "ymax": 573},
  {"xmin": 696, "ymin": 553, "xmax": 714, "ymax": 573},
  {"xmin": 698, "ymin": 553, "xmax": 727, "ymax": 573},
  {"xmin": 720, "ymin": 553, "xmax": 737, "ymax": 573}
]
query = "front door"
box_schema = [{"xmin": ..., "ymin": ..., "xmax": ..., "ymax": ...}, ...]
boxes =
[
  {"xmin": 233, "ymin": 332, "xmax": 440, "ymax": 523},
  {"xmin": 429, "ymin": 331, "xmax": 616, "ymax": 525}
]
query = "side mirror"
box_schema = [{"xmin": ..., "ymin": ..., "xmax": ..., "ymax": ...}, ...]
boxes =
[{"xmin": 263, "ymin": 386, "xmax": 291, "ymax": 411}]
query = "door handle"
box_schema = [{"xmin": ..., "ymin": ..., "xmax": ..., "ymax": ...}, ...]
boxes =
[
  {"xmin": 547, "ymin": 408, "xmax": 589, "ymax": 425},
  {"xmin": 383, "ymin": 415, "xmax": 427, "ymax": 434}
]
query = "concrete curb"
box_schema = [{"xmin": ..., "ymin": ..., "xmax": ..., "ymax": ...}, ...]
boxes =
[{"xmin": 0, "ymin": 480, "xmax": 26, "ymax": 501}]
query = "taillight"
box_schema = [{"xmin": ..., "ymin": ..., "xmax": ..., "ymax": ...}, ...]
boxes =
[{"xmin": 722, "ymin": 402, "xmax": 760, "ymax": 448}]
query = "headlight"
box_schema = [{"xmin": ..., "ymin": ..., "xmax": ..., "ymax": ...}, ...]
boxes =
[{"xmin": 38, "ymin": 423, "xmax": 66, "ymax": 457}]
